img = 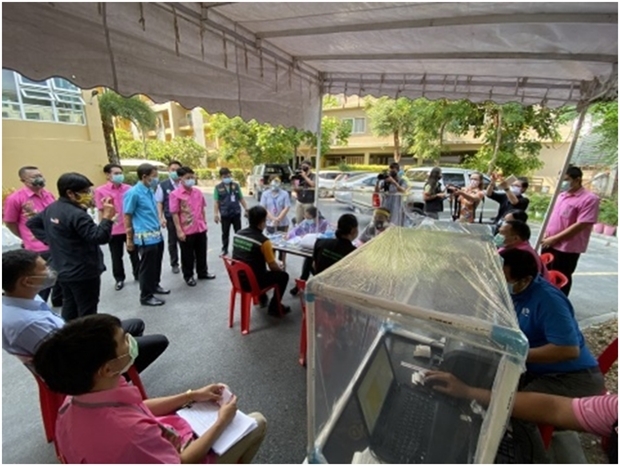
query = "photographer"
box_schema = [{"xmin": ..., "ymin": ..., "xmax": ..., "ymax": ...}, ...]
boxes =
[
  {"xmin": 423, "ymin": 168, "xmax": 447, "ymax": 219},
  {"xmin": 293, "ymin": 160, "xmax": 316, "ymax": 224},
  {"xmin": 374, "ymin": 162, "xmax": 407, "ymax": 226},
  {"xmin": 486, "ymin": 172, "xmax": 530, "ymax": 232}
]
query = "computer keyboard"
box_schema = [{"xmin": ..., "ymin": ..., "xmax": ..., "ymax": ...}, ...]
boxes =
[{"xmin": 373, "ymin": 386, "xmax": 436, "ymax": 463}]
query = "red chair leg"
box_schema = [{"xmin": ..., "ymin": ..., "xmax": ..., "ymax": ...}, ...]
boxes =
[
  {"xmin": 241, "ymin": 293, "xmax": 252, "ymax": 335},
  {"xmin": 229, "ymin": 288, "xmax": 236, "ymax": 328},
  {"xmin": 539, "ymin": 424, "xmax": 554, "ymax": 449}
]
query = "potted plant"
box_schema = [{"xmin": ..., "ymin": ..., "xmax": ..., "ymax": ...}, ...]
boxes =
[{"xmin": 598, "ymin": 197, "xmax": 618, "ymax": 236}]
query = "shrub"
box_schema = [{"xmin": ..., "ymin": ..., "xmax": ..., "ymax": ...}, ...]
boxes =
[
  {"xmin": 599, "ymin": 197, "xmax": 618, "ymax": 226},
  {"xmin": 527, "ymin": 193, "xmax": 551, "ymax": 216},
  {"xmin": 195, "ymin": 169, "xmax": 216, "ymax": 180}
]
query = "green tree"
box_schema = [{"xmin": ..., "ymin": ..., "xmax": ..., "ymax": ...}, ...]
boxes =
[
  {"xmin": 98, "ymin": 90, "xmax": 156, "ymax": 164},
  {"xmin": 118, "ymin": 136, "xmax": 206, "ymax": 168},
  {"xmin": 365, "ymin": 96, "xmax": 417, "ymax": 163},
  {"xmin": 463, "ymin": 103, "xmax": 564, "ymax": 175},
  {"xmin": 209, "ymin": 113, "xmax": 350, "ymax": 165},
  {"xmin": 590, "ymin": 100, "xmax": 618, "ymax": 166}
]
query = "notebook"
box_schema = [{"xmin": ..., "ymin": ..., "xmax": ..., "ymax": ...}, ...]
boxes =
[{"xmin": 177, "ymin": 402, "xmax": 258, "ymax": 455}]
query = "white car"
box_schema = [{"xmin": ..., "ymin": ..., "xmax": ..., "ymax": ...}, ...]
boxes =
[
  {"xmin": 316, "ymin": 170, "xmax": 342, "ymax": 198},
  {"xmin": 334, "ymin": 173, "xmax": 378, "ymax": 209}
]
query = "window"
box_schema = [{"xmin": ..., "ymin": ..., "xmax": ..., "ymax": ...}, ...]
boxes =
[
  {"xmin": 362, "ymin": 176, "xmax": 378, "ymax": 186},
  {"xmin": 2, "ymin": 70, "xmax": 86, "ymax": 124},
  {"xmin": 342, "ymin": 117, "xmax": 366, "ymax": 134}
]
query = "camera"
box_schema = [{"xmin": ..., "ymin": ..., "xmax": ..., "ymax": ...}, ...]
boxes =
[
  {"xmin": 291, "ymin": 169, "xmax": 303, "ymax": 181},
  {"xmin": 377, "ymin": 170, "xmax": 389, "ymax": 181}
]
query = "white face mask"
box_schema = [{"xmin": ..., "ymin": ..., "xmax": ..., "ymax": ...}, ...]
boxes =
[
  {"xmin": 510, "ymin": 186, "xmax": 522, "ymax": 195},
  {"xmin": 112, "ymin": 334, "xmax": 139, "ymax": 375},
  {"xmin": 26, "ymin": 268, "xmax": 58, "ymax": 291}
]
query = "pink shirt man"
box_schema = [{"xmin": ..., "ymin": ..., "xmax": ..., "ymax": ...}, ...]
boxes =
[
  {"xmin": 3, "ymin": 187, "xmax": 55, "ymax": 252},
  {"xmin": 499, "ymin": 242, "xmax": 550, "ymax": 281},
  {"xmin": 545, "ymin": 188, "xmax": 600, "ymax": 253},
  {"xmin": 56, "ymin": 378, "xmax": 215, "ymax": 464},
  {"xmin": 94, "ymin": 181, "xmax": 132, "ymax": 236},
  {"xmin": 169, "ymin": 186, "xmax": 207, "ymax": 236}
]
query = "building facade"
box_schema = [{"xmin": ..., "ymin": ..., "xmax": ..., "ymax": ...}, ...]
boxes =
[{"xmin": 2, "ymin": 70, "xmax": 109, "ymax": 195}]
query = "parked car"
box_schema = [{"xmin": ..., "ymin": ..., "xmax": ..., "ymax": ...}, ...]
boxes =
[
  {"xmin": 248, "ymin": 163, "xmax": 294, "ymax": 201},
  {"xmin": 348, "ymin": 167, "xmax": 501, "ymax": 221},
  {"xmin": 334, "ymin": 173, "xmax": 378, "ymax": 209},
  {"xmin": 333, "ymin": 171, "xmax": 371, "ymax": 192},
  {"xmin": 316, "ymin": 170, "xmax": 342, "ymax": 198}
]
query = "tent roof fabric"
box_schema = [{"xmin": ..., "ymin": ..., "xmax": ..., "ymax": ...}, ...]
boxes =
[{"xmin": 3, "ymin": 2, "xmax": 617, "ymax": 130}]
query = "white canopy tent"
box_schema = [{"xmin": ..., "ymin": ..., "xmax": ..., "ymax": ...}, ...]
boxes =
[{"xmin": 3, "ymin": 2, "xmax": 618, "ymax": 237}]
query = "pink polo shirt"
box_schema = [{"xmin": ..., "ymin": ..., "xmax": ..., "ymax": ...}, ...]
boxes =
[
  {"xmin": 169, "ymin": 186, "xmax": 207, "ymax": 235},
  {"xmin": 56, "ymin": 378, "xmax": 215, "ymax": 464},
  {"xmin": 499, "ymin": 241, "xmax": 550, "ymax": 281},
  {"xmin": 95, "ymin": 182, "xmax": 131, "ymax": 236},
  {"xmin": 545, "ymin": 188, "xmax": 600, "ymax": 253},
  {"xmin": 572, "ymin": 394, "xmax": 618, "ymax": 437},
  {"xmin": 3, "ymin": 187, "xmax": 55, "ymax": 252}
]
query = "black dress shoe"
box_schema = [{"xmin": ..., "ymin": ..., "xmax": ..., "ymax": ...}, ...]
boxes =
[
  {"xmin": 268, "ymin": 305, "xmax": 292, "ymax": 317},
  {"xmin": 155, "ymin": 286, "xmax": 171, "ymax": 295},
  {"xmin": 186, "ymin": 278, "xmax": 197, "ymax": 287},
  {"xmin": 115, "ymin": 281, "xmax": 125, "ymax": 291},
  {"xmin": 259, "ymin": 294, "xmax": 269, "ymax": 308},
  {"xmin": 198, "ymin": 273, "xmax": 216, "ymax": 280},
  {"xmin": 141, "ymin": 296, "xmax": 165, "ymax": 306},
  {"xmin": 172, "ymin": 266, "xmax": 180, "ymax": 274}
]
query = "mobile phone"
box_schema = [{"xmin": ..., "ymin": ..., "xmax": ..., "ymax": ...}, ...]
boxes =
[
  {"xmin": 218, "ymin": 387, "xmax": 233, "ymax": 406},
  {"xmin": 504, "ymin": 175, "xmax": 518, "ymax": 185}
]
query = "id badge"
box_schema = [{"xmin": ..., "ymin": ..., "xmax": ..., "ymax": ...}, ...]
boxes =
[{"xmin": 231, "ymin": 194, "xmax": 236, "ymax": 202}]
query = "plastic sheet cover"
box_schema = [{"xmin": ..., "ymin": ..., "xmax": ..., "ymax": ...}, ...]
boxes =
[{"xmin": 309, "ymin": 226, "xmax": 517, "ymax": 331}]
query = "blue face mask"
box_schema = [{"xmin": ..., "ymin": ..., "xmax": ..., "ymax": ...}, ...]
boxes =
[
  {"xmin": 183, "ymin": 179, "xmax": 196, "ymax": 188},
  {"xmin": 149, "ymin": 177, "xmax": 159, "ymax": 190},
  {"xmin": 493, "ymin": 233, "xmax": 506, "ymax": 248},
  {"xmin": 169, "ymin": 171, "xmax": 179, "ymax": 181},
  {"xmin": 223, "ymin": 177, "xmax": 232, "ymax": 184},
  {"xmin": 398, "ymin": 169, "xmax": 405, "ymax": 177},
  {"xmin": 560, "ymin": 180, "xmax": 570, "ymax": 192},
  {"xmin": 112, "ymin": 174, "xmax": 124, "ymax": 184}
]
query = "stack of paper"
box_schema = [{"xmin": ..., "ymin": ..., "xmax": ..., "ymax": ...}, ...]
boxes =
[{"xmin": 177, "ymin": 402, "xmax": 257, "ymax": 455}]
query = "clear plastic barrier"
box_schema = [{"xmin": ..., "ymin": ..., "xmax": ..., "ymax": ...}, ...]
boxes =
[{"xmin": 306, "ymin": 227, "xmax": 528, "ymax": 464}]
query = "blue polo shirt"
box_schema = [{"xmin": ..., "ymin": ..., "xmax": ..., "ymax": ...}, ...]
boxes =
[
  {"xmin": 2, "ymin": 295, "xmax": 64, "ymax": 356},
  {"xmin": 123, "ymin": 182, "xmax": 163, "ymax": 246},
  {"xmin": 511, "ymin": 275, "xmax": 598, "ymax": 374}
]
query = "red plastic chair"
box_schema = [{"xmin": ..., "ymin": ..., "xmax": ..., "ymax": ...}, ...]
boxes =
[
  {"xmin": 222, "ymin": 256, "xmax": 283, "ymax": 335},
  {"xmin": 539, "ymin": 337, "xmax": 618, "ymax": 449},
  {"xmin": 548, "ymin": 270, "xmax": 569, "ymax": 290},
  {"xmin": 540, "ymin": 252, "xmax": 554, "ymax": 266},
  {"xmin": 295, "ymin": 279, "xmax": 308, "ymax": 367}
]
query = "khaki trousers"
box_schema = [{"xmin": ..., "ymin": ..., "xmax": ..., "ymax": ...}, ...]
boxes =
[{"xmin": 215, "ymin": 412, "xmax": 267, "ymax": 464}]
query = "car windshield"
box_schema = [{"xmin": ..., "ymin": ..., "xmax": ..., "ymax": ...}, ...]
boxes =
[
  {"xmin": 406, "ymin": 170, "xmax": 431, "ymax": 182},
  {"xmin": 346, "ymin": 173, "xmax": 374, "ymax": 184},
  {"xmin": 265, "ymin": 165, "xmax": 292, "ymax": 175}
]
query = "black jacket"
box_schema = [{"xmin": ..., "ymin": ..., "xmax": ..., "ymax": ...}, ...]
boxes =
[{"xmin": 26, "ymin": 198, "xmax": 113, "ymax": 281}]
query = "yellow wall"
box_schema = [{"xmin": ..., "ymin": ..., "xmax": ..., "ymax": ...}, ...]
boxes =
[{"xmin": 2, "ymin": 90, "xmax": 109, "ymax": 196}]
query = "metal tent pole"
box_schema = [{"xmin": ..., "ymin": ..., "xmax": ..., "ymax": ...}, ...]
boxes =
[
  {"xmin": 535, "ymin": 104, "xmax": 590, "ymax": 249},
  {"xmin": 314, "ymin": 93, "xmax": 323, "ymax": 211}
]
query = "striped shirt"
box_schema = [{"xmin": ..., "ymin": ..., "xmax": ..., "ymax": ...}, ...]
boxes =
[{"xmin": 572, "ymin": 394, "xmax": 618, "ymax": 437}]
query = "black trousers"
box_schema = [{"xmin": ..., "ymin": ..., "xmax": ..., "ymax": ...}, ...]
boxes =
[
  {"xmin": 109, "ymin": 234, "xmax": 140, "ymax": 282},
  {"xmin": 121, "ymin": 318, "xmax": 170, "ymax": 374},
  {"xmin": 258, "ymin": 270, "xmax": 289, "ymax": 312},
  {"xmin": 38, "ymin": 251, "xmax": 63, "ymax": 306},
  {"xmin": 60, "ymin": 276, "xmax": 101, "ymax": 322},
  {"xmin": 138, "ymin": 242, "xmax": 164, "ymax": 301},
  {"xmin": 300, "ymin": 257, "xmax": 314, "ymax": 281},
  {"xmin": 221, "ymin": 214, "xmax": 242, "ymax": 255},
  {"xmin": 180, "ymin": 231, "xmax": 209, "ymax": 280},
  {"xmin": 546, "ymin": 248, "xmax": 581, "ymax": 296},
  {"xmin": 165, "ymin": 216, "xmax": 180, "ymax": 268}
]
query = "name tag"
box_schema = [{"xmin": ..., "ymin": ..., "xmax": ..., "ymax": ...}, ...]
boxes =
[{"xmin": 231, "ymin": 194, "xmax": 236, "ymax": 202}]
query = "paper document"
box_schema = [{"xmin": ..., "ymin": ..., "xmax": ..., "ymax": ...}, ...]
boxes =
[
  {"xmin": 352, "ymin": 447, "xmax": 383, "ymax": 464},
  {"xmin": 177, "ymin": 402, "xmax": 258, "ymax": 455}
]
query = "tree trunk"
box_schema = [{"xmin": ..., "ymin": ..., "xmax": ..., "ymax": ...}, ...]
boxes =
[
  {"xmin": 487, "ymin": 109, "xmax": 503, "ymax": 175},
  {"xmin": 102, "ymin": 119, "xmax": 120, "ymax": 164},
  {"xmin": 393, "ymin": 130, "xmax": 401, "ymax": 163}
]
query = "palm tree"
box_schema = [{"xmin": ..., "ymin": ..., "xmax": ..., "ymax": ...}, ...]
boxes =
[{"xmin": 98, "ymin": 90, "xmax": 156, "ymax": 164}]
